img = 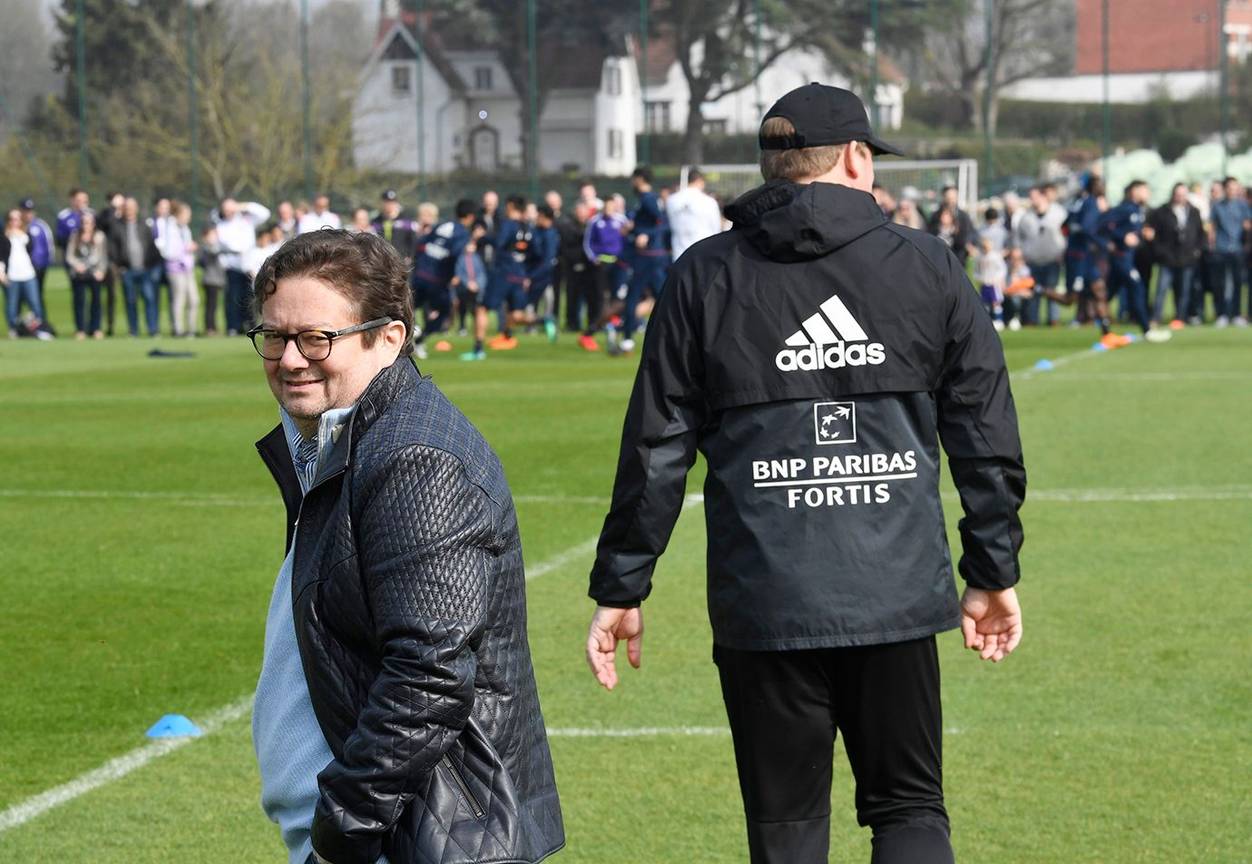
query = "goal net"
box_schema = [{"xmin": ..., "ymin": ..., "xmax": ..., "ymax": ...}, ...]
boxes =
[{"xmin": 682, "ymin": 160, "xmax": 980, "ymax": 215}]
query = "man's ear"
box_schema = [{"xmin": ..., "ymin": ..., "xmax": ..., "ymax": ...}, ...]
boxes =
[
  {"xmin": 844, "ymin": 143, "xmax": 875, "ymax": 190},
  {"xmin": 384, "ymin": 319, "xmax": 409, "ymax": 354}
]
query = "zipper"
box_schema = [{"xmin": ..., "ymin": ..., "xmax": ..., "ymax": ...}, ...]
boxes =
[{"xmin": 441, "ymin": 754, "xmax": 485, "ymax": 819}]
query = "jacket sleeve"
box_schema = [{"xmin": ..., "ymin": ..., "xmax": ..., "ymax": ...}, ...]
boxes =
[
  {"xmin": 589, "ymin": 268, "xmax": 705, "ymax": 607},
  {"xmin": 310, "ymin": 446, "xmax": 491, "ymax": 864},
  {"xmin": 244, "ymin": 202, "xmax": 271, "ymax": 225},
  {"xmin": 935, "ymin": 252, "xmax": 1026, "ymax": 591}
]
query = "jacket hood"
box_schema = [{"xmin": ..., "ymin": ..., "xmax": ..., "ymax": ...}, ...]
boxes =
[{"xmin": 725, "ymin": 180, "xmax": 887, "ymax": 262}]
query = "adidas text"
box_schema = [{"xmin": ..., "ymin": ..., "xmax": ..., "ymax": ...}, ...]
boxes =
[{"xmin": 775, "ymin": 341, "xmax": 886, "ymax": 372}]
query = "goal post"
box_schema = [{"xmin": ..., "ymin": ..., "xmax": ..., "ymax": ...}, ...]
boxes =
[{"xmin": 681, "ymin": 159, "xmax": 980, "ymax": 215}]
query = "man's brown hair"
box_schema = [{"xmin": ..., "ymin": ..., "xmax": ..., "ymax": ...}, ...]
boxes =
[
  {"xmin": 253, "ymin": 229, "xmax": 414, "ymax": 356},
  {"xmin": 758, "ymin": 117, "xmax": 869, "ymax": 182}
]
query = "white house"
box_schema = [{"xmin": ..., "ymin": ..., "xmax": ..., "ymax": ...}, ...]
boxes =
[
  {"xmin": 636, "ymin": 33, "xmax": 906, "ymax": 138},
  {"xmin": 353, "ymin": 9, "xmax": 638, "ymax": 176},
  {"xmin": 352, "ymin": 6, "xmax": 905, "ymax": 178}
]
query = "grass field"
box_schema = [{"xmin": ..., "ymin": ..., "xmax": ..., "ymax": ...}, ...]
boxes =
[{"xmin": 1, "ymin": 273, "xmax": 1250, "ymax": 863}]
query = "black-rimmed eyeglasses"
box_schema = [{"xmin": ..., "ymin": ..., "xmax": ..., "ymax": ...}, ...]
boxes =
[{"xmin": 246, "ymin": 318, "xmax": 394, "ymax": 361}]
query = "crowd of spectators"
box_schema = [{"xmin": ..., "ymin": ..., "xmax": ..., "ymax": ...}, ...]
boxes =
[
  {"xmin": 873, "ymin": 177, "xmax": 1251, "ymax": 335},
  {"xmin": 4, "ymin": 170, "xmax": 1249, "ymax": 348}
]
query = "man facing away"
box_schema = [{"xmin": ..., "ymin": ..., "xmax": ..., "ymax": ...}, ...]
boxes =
[
  {"xmin": 665, "ymin": 168, "xmax": 725, "ymax": 262},
  {"xmin": 586, "ymin": 83, "xmax": 1026, "ymax": 864},
  {"xmin": 248, "ymin": 229, "xmax": 562, "ymax": 864},
  {"xmin": 410, "ymin": 198, "xmax": 475, "ymax": 360},
  {"xmin": 621, "ymin": 167, "xmax": 670, "ymax": 353}
]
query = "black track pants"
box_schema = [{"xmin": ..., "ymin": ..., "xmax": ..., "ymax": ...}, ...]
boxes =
[{"xmin": 714, "ymin": 637, "xmax": 954, "ymax": 864}]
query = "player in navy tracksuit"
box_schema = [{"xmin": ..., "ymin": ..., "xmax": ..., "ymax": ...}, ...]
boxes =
[
  {"xmin": 523, "ymin": 204, "xmax": 560, "ymax": 342},
  {"xmin": 1099, "ymin": 180, "xmax": 1170, "ymax": 342},
  {"xmin": 462, "ymin": 196, "xmax": 529, "ymax": 359},
  {"xmin": 410, "ymin": 199, "xmax": 474, "ymax": 359},
  {"xmin": 1064, "ymin": 176, "xmax": 1105, "ymax": 323},
  {"xmin": 622, "ymin": 167, "xmax": 671, "ymax": 352},
  {"xmin": 1046, "ymin": 176, "xmax": 1110, "ymax": 333}
]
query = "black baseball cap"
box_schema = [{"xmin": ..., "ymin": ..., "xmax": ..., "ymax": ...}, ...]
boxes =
[
  {"xmin": 19, "ymin": 198, "xmax": 35, "ymax": 210},
  {"xmin": 759, "ymin": 83, "xmax": 904, "ymax": 157},
  {"xmin": 381, "ymin": 189, "xmax": 399, "ymax": 201}
]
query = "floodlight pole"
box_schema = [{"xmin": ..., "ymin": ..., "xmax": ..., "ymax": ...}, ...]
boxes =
[
  {"xmin": 982, "ymin": 0, "xmax": 994, "ymax": 194},
  {"xmin": 188, "ymin": 0, "xmax": 199, "ymax": 219},
  {"xmin": 300, "ymin": 0, "xmax": 314, "ymax": 201},
  {"xmin": 640, "ymin": 0, "xmax": 650, "ymax": 165},
  {"xmin": 868, "ymin": 0, "xmax": 879, "ymax": 128},
  {"xmin": 1101, "ymin": 0, "xmax": 1110, "ymax": 171},
  {"xmin": 416, "ymin": 0, "xmax": 426, "ymax": 200},
  {"xmin": 527, "ymin": 0, "xmax": 539, "ymax": 201},
  {"xmin": 754, "ymin": 0, "xmax": 763, "ymax": 117},
  {"xmin": 75, "ymin": 0, "xmax": 88, "ymax": 187},
  {"xmin": 1219, "ymin": 0, "xmax": 1229, "ymax": 176}
]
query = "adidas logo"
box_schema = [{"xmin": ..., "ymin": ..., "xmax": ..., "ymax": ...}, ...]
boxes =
[{"xmin": 775, "ymin": 293, "xmax": 887, "ymax": 372}]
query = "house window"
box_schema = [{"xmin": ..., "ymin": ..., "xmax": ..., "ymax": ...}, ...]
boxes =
[
  {"xmin": 474, "ymin": 66, "xmax": 493, "ymax": 91},
  {"xmin": 608, "ymin": 128, "xmax": 623, "ymax": 158},
  {"xmin": 391, "ymin": 65, "xmax": 411, "ymax": 95},
  {"xmin": 605, "ymin": 65, "xmax": 622, "ymax": 96},
  {"xmin": 645, "ymin": 101, "xmax": 671, "ymax": 133},
  {"xmin": 704, "ymin": 118, "xmax": 728, "ymax": 135}
]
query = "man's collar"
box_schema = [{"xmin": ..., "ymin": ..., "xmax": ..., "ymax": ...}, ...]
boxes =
[{"xmin": 284, "ymin": 358, "xmax": 422, "ymax": 491}]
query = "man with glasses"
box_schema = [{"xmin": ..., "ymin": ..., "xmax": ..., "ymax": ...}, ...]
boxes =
[{"xmin": 248, "ymin": 229, "xmax": 563, "ymax": 864}]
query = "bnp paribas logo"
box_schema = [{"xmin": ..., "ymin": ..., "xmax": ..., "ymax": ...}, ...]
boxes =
[
  {"xmin": 814, "ymin": 401, "xmax": 856, "ymax": 445},
  {"xmin": 775, "ymin": 293, "xmax": 886, "ymax": 372}
]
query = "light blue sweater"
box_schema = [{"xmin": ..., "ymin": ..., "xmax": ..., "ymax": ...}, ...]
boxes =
[{"xmin": 252, "ymin": 408, "xmax": 389, "ymax": 864}]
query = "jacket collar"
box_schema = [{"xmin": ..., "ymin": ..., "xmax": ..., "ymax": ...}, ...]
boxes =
[{"xmin": 256, "ymin": 356, "xmax": 421, "ymax": 499}]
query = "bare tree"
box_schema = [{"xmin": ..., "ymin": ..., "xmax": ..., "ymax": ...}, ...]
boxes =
[
  {"xmin": 922, "ymin": 0, "xmax": 1073, "ymax": 134},
  {"xmin": 0, "ymin": 2, "xmax": 58, "ymax": 141},
  {"xmin": 658, "ymin": 0, "xmax": 809, "ymax": 164},
  {"xmin": 53, "ymin": 0, "xmax": 372, "ymax": 204}
]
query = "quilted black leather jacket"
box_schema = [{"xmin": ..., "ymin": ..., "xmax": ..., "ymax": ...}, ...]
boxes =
[{"xmin": 256, "ymin": 358, "xmax": 564, "ymax": 864}]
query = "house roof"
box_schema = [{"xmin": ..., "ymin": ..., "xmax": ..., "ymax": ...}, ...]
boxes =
[
  {"xmin": 376, "ymin": 10, "xmax": 627, "ymax": 94},
  {"xmin": 637, "ymin": 29, "xmax": 678, "ymax": 86},
  {"xmin": 543, "ymin": 33, "xmax": 628, "ymax": 91},
  {"xmin": 374, "ymin": 12, "xmax": 468, "ymax": 92}
]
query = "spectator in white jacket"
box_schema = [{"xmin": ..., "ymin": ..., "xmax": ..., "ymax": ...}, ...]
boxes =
[
  {"xmin": 296, "ymin": 194, "xmax": 341, "ymax": 234},
  {"xmin": 665, "ymin": 168, "xmax": 724, "ymax": 261},
  {"xmin": 214, "ymin": 197, "xmax": 270, "ymax": 335}
]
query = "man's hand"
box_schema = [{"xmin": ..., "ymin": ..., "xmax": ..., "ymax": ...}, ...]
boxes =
[
  {"xmin": 634, "ymin": 233, "xmax": 649, "ymax": 250},
  {"xmin": 586, "ymin": 605, "xmax": 643, "ymax": 690},
  {"xmin": 960, "ymin": 587, "xmax": 1022, "ymax": 663}
]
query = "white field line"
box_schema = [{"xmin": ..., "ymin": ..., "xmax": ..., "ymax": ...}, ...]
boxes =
[
  {"xmin": 0, "ymin": 490, "xmax": 608, "ymax": 508},
  {"xmin": 526, "ymin": 493, "xmax": 702, "ymax": 580},
  {"xmin": 6, "ymin": 483, "xmax": 1251, "ymax": 510},
  {"xmin": 0, "ymin": 500, "xmax": 706, "ymax": 834},
  {"xmin": 548, "ymin": 726, "xmax": 728, "ymax": 738},
  {"xmin": 548, "ymin": 725, "xmax": 965, "ymax": 739},
  {"xmin": 1025, "ymin": 371, "xmax": 1250, "ymax": 382},
  {"xmin": 1011, "ymin": 343, "xmax": 1106, "ymax": 381},
  {"xmin": 1022, "ymin": 486, "xmax": 1252, "ymax": 503},
  {"xmin": 0, "ymin": 696, "xmax": 253, "ymax": 834},
  {"xmin": 0, "ymin": 488, "xmax": 271, "ymax": 508}
]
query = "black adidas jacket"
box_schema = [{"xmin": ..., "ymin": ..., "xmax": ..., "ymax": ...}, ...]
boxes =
[{"xmin": 589, "ymin": 180, "xmax": 1026, "ymax": 650}]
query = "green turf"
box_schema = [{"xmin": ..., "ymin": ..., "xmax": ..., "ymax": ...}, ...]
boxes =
[{"xmin": 1, "ymin": 273, "xmax": 1249, "ymax": 862}]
